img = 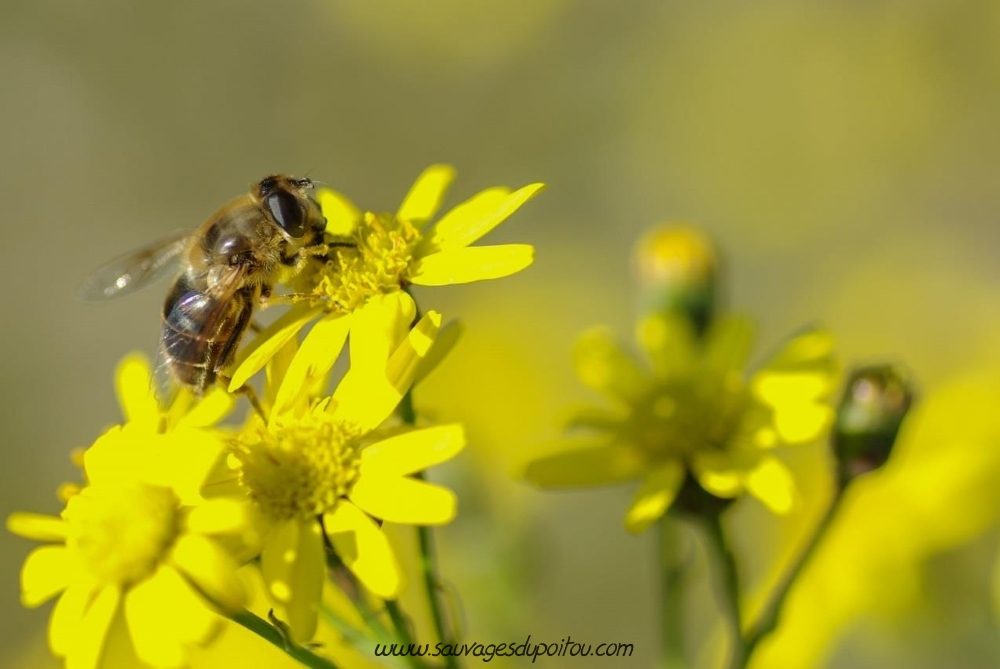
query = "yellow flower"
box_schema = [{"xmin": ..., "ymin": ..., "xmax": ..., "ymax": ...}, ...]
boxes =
[
  {"xmin": 209, "ymin": 310, "xmax": 466, "ymax": 642},
  {"xmin": 84, "ymin": 354, "xmax": 236, "ymax": 503},
  {"xmin": 524, "ymin": 314, "xmax": 838, "ymax": 533},
  {"xmin": 7, "ymin": 355, "xmax": 247, "ymax": 668},
  {"xmin": 227, "ymin": 164, "xmax": 543, "ymax": 391}
]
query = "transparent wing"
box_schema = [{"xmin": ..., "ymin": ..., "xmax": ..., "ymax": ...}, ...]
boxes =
[{"xmin": 79, "ymin": 230, "xmax": 192, "ymax": 301}]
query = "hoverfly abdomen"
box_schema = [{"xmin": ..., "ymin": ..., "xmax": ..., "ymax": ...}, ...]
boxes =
[{"xmin": 161, "ymin": 275, "xmax": 253, "ymax": 394}]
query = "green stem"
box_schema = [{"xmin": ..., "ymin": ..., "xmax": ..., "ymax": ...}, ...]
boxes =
[
  {"xmin": 658, "ymin": 516, "xmax": 687, "ymax": 669},
  {"xmin": 744, "ymin": 481, "xmax": 846, "ymax": 660},
  {"xmin": 400, "ymin": 292, "xmax": 457, "ymax": 667},
  {"xmin": 701, "ymin": 512, "xmax": 747, "ymax": 669},
  {"xmin": 385, "ymin": 600, "xmax": 428, "ymax": 669},
  {"xmin": 230, "ymin": 609, "xmax": 340, "ymax": 669},
  {"xmin": 400, "ymin": 388, "xmax": 457, "ymax": 668}
]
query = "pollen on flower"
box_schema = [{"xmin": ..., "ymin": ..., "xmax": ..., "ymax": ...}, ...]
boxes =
[
  {"xmin": 306, "ymin": 211, "xmax": 421, "ymax": 312},
  {"xmin": 63, "ymin": 483, "xmax": 180, "ymax": 587},
  {"xmin": 234, "ymin": 413, "xmax": 364, "ymax": 521}
]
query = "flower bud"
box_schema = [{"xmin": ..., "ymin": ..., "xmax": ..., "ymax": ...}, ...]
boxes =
[
  {"xmin": 832, "ymin": 365, "xmax": 914, "ymax": 484},
  {"xmin": 632, "ymin": 224, "xmax": 717, "ymax": 335}
]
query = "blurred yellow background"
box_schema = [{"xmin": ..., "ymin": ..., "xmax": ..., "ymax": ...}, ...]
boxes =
[{"xmin": 4, "ymin": 1, "xmax": 1000, "ymax": 667}]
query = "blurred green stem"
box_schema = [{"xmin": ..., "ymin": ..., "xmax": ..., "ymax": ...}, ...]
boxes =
[
  {"xmin": 743, "ymin": 481, "xmax": 846, "ymax": 661},
  {"xmin": 385, "ymin": 599, "xmax": 430, "ymax": 669},
  {"xmin": 230, "ymin": 609, "xmax": 339, "ymax": 669},
  {"xmin": 400, "ymin": 293, "xmax": 459, "ymax": 667},
  {"xmin": 400, "ymin": 389, "xmax": 457, "ymax": 667},
  {"xmin": 658, "ymin": 516, "xmax": 687, "ymax": 669},
  {"xmin": 700, "ymin": 511, "xmax": 747, "ymax": 669}
]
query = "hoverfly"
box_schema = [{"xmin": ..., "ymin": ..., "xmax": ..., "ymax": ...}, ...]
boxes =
[{"xmin": 81, "ymin": 175, "xmax": 329, "ymax": 396}]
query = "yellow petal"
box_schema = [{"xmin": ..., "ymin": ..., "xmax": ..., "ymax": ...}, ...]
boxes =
[
  {"xmin": 361, "ymin": 424, "xmax": 465, "ymax": 477},
  {"xmin": 318, "ymin": 189, "xmax": 361, "ymax": 236},
  {"xmin": 772, "ymin": 401, "xmax": 833, "ymax": 444},
  {"xmin": 7, "ymin": 513, "xmax": 66, "ymax": 542},
  {"xmin": 523, "ymin": 440, "xmax": 645, "ymax": 488},
  {"xmin": 635, "ymin": 313, "xmax": 697, "ymax": 379},
  {"xmin": 349, "ymin": 291, "xmax": 416, "ymax": 378},
  {"xmin": 333, "ymin": 310, "xmax": 440, "ymax": 431},
  {"xmin": 186, "ymin": 498, "xmax": 255, "ymax": 537},
  {"xmin": 175, "ymin": 387, "xmax": 234, "ymax": 429},
  {"xmin": 624, "ymin": 462, "xmax": 686, "ymax": 534},
  {"xmin": 424, "ymin": 183, "xmax": 544, "ymax": 251},
  {"xmin": 561, "ymin": 404, "xmax": 628, "ymax": 431},
  {"xmin": 260, "ymin": 518, "xmax": 325, "ymax": 642},
  {"xmin": 125, "ymin": 566, "xmax": 219, "ymax": 667},
  {"xmin": 745, "ymin": 456, "xmax": 797, "ymax": 515},
  {"xmin": 573, "ymin": 326, "xmax": 649, "ymax": 406},
  {"xmin": 228, "ymin": 303, "xmax": 321, "ymax": 391},
  {"xmin": 50, "ymin": 585, "xmax": 93, "ymax": 657},
  {"xmin": 272, "ymin": 312, "xmax": 351, "ymax": 417},
  {"xmin": 66, "ymin": 585, "xmax": 119, "ymax": 669},
  {"xmin": 410, "ymin": 244, "xmax": 534, "ymax": 285},
  {"xmin": 349, "ymin": 475, "xmax": 457, "ymax": 525},
  {"xmin": 324, "ymin": 501, "xmax": 402, "ymax": 599},
  {"xmin": 412, "ymin": 318, "xmax": 464, "ymax": 386},
  {"xmin": 752, "ymin": 328, "xmax": 839, "ymax": 407},
  {"xmin": 385, "ymin": 309, "xmax": 441, "ymax": 394},
  {"xmin": 704, "ymin": 316, "xmax": 755, "ymax": 373},
  {"xmin": 21, "ymin": 545, "xmax": 74, "ymax": 607},
  {"xmin": 115, "ymin": 353, "xmax": 159, "ymax": 429},
  {"xmin": 396, "ymin": 164, "xmax": 456, "ymax": 224},
  {"xmin": 170, "ymin": 534, "xmax": 246, "ymax": 612},
  {"xmin": 264, "ymin": 326, "xmax": 300, "ymax": 406},
  {"xmin": 690, "ymin": 452, "xmax": 746, "ymax": 499}
]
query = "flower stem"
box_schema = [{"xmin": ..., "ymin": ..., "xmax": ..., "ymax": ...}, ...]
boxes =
[
  {"xmin": 658, "ymin": 515, "xmax": 687, "ymax": 669},
  {"xmin": 230, "ymin": 609, "xmax": 340, "ymax": 669},
  {"xmin": 700, "ymin": 511, "xmax": 747, "ymax": 669},
  {"xmin": 744, "ymin": 481, "xmax": 846, "ymax": 660},
  {"xmin": 385, "ymin": 599, "xmax": 430, "ymax": 669},
  {"xmin": 400, "ymin": 387, "xmax": 458, "ymax": 668}
]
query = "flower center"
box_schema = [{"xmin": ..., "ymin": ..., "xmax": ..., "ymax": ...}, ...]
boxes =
[
  {"xmin": 234, "ymin": 413, "xmax": 363, "ymax": 522},
  {"xmin": 631, "ymin": 370, "xmax": 750, "ymax": 462},
  {"xmin": 63, "ymin": 483, "xmax": 180, "ymax": 587},
  {"xmin": 305, "ymin": 212, "xmax": 421, "ymax": 312}
]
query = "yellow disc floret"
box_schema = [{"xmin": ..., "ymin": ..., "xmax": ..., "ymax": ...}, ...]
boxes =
[
  {"xmin": 62, "ymin": 483, "xmax": 180, "ymax": 587},
  {"xmin": 630, "ymin": 370, "xmax": 751, "ymax": 462},
  {"xmin": 235, "ymin": 413, "xmax": 364, "ymax": 522},
  {"xmin": 308, "ymin": 212, "xmax": 421, "ymax": 312}
]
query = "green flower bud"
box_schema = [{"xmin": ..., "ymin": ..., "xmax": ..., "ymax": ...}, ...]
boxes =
[
  {"xmin": 832, "ymin": 365, "xmax": 914, "ymax": 485},
  {"xmin": 632, "ymin": 224, "xmax": 717, "ymax": 335}
]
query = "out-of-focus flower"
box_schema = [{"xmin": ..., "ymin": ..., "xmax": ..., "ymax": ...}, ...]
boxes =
[
  {"xmin": 832, "ymin": 364, "xmax": 915, "ymax": 483},
  {"xmin": 229, "ymin": 165, "xmax": 543, "ymax": 391},
  {"xmin": 209, "ymin": 310, "xmax": 465, "ymax": 642},
  {"xmin": 524, "ymin": 314, "xmax": 837, "ymax": 532},
  {"xmin": 6, "ymin": 356, "xmax": 247, "ymax": 669},
  {"xmin": 632, "ymin": 224, "xmax": 718, "ymax": 333}
]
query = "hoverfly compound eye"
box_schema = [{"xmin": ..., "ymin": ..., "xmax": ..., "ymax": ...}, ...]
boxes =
[{"xmin": 266, "ymin": 190, "xmax": 306, "ymax": 238}]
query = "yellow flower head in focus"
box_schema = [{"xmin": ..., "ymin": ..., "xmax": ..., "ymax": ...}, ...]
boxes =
[
  {"xmin": 227, "ymin": 165, "xmax": 543, "ymax": 391},
  {"xmin": 524, "ymin": 314, "xmax": 838, "ymax": 533},
  {"xmin": 7, "ymin": 355, "xmax": 247, "ymax": 669},
  {"xmin": 211, "ymin": 309, "xmax": 466, "ymax": 642}
]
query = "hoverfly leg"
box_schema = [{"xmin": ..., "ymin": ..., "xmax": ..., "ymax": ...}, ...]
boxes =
[
  {"xmin": 218, "ymin": 374, "xmax": 267, "ymax": 420},
  {"xmin": 259, "ymin": 292, "xmax": 347, "ymax": 312}
]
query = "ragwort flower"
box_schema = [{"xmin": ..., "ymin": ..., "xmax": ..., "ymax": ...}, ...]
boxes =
[
  {"xmin": 524, "ymin": 314, "xmax": 838, "ymax": 533},
  {"xmin": 228, "ymin": 164, "xmax": 544, "ymax": 391},
  {"xmin": 209, "ymin": 309, "xmax": 466, "ymax": 642},
  {"xmin": 7, "ymin": 356, "xmax": 247, "ymax": 669}
]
